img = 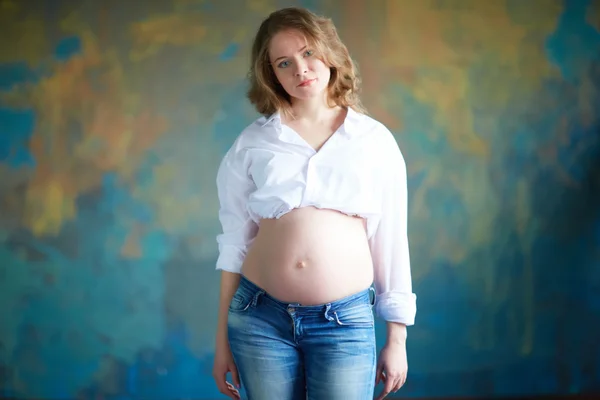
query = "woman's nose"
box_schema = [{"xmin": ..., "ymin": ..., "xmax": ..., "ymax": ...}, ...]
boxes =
[{"xmin": 294, "ymin": 60, "xmax": 308, "ymax": 76}]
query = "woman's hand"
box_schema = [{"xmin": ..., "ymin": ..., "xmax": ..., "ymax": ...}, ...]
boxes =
[
  {"xmin": 213, "ymin": 272, "xmax": 243, "ymax": 399},
  {"xmin": 375, "ymin": 340, "xmax": 408, "ymax": 400},
  {"xmin": 212, "ymin": 340, "xmax": 241, "ymax": 399}
]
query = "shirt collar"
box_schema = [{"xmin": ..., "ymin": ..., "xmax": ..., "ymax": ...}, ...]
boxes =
[
  {"xmin": 260, "ymin": 106, "xmax": 363, "ymax": 136},
  {"xmin": 341, "ymin": 106, "xmax": 362, "ymax": 136},
  {"xmin": 260, "ymin": 111, "xmax": 280, "ymax": 128}
]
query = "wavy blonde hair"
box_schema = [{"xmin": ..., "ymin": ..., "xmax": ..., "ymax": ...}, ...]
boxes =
[{"xmin": 247, "ymin": 7, "xmax": 367, "ymax": 118}]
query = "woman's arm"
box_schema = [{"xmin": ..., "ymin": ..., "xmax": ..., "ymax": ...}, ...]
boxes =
[
  {"xmin": 368, "ymin": 126, "xmax": 416, "ymax": 399},
  {"xmin": 214, "ymin": 147, "xmax": 257, "ymax": 339},
  {"xmin": 387, "ymin": 321, "xmax": 407, "ymax": 344},
  {"xmin": 213, "ymin": 142, "xmax": 257, "ymax": 399},
  {"xmin": 216, "ymin": 271, "xmax": 242, "ymax": 348}
]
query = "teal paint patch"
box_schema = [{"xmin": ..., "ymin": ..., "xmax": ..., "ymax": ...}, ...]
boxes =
[
  {"xmin": 0, "ymin": 107, "xmax": 36, "ymax": 167},
  {"xmin": 219, "ymin": 43, "xmax": 239, "ymax": 61},
  {"xmin": 55, "ymin": 36, "xmax": 82, "ymax": 61},
  {"xmin": 545, "ymin": 0, "xmax": 600, "ymax": 82},
  {"xmin": 0, "ymin": 62, "xmax": 37, "ymax": 91}
]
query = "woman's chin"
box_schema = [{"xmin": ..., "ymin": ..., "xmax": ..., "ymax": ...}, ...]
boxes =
[{"xmin": 291, "ymin": 87, "xmax": 327, "ymax": 101}]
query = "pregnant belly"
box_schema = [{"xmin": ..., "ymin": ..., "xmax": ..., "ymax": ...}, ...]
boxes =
[{"xmin": 241, "ymin": 207, "xmax": 374, "ymax": 305}]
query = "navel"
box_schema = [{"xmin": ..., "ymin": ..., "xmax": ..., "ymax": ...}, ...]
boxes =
[{"xmin": 296, "ymin": 260, "xmax": 307, "ymax": 269}]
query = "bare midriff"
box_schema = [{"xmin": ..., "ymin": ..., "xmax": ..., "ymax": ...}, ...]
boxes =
[{"xmin": 241, "ymin": 207, "xmax": 374, "ymax": 305}]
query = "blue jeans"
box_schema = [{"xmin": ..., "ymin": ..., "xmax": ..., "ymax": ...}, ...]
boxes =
[{"xmin": 227, "ymin": 275, "xmax": 377, "ymax": 400}]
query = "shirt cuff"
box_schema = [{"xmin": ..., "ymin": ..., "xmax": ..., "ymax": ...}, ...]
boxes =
[
  {"xmin": 374, "ymin": 290, "xmax": 417, "ymax": 326},
  {"xmin": 215, "ymin": 246, "xmax": 245, "ymax": 274}
]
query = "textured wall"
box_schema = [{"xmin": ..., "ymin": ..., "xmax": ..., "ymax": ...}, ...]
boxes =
[{"xmin": 1, "ymin": 0, "xmax": 599, "ymax": 398}]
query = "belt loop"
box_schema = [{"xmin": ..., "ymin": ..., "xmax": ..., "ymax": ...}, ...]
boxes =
[
  {"xmin": 369, "ymin": 287, "xmax": 376, "ymax": 306},
  {"xmin": 323, "ymin": 303, "xmax": 334, "ymax": 321},
  {"xmin": 251, "ymin": 290, "xmax": 264, "ymax": 307}
]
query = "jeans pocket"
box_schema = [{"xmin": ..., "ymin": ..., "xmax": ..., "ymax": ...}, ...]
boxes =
[
  {"xmin": 229, "ymin": 289, "xmax": 252, "ymax": 313},
  {"xmin": 331, "ymin": 302, "xmax": 374, "ymax": 328}
]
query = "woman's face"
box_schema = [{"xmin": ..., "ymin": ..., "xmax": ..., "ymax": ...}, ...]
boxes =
[{"xmin": 268, "ymin": 29, "xmax": 331, "ymax": 101}]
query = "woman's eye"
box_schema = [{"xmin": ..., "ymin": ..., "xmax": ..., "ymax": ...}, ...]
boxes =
[
  {"xmin": 304, "ymin": 50, "xmax": 313, "ymax": 57},
  {"xmin": 278, "ymin": 60, "xmax": 290, "ymax": 68}
]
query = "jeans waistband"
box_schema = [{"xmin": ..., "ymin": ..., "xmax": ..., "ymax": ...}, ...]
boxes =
[{"xmin": 237, "ymin": 274, "xmax": 375, "ymax": 313}]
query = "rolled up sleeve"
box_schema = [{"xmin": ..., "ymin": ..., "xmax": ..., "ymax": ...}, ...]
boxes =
[
  {"xmin": 369, "ymin": 131, "xmax": 417, "ymax": 325},
  {"xmin": 215, "ymin": 149, "xmax": 258, "ymax": 274}
]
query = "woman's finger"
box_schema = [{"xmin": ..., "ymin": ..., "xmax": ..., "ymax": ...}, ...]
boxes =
[
  {"xmin": 375, "ymin": 365, "xmax": 384, "ymax": 385},
  {"xmin": 391, "ymin": 373, "xmax": 407, "ymax": 393},
  {"xmin": 230, "ymin": 363, "xmax": 241, "ymax": 389},
  {"xmin": 226, "ymin": 382, "xmax": 241, "ymax": 399},
  {"xmin": 375, "ymin": 376, "xmax": 396, "ymax": 400}
]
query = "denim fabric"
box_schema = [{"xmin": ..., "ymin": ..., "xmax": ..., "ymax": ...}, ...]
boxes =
[{"xmin": 227, "ymin": 275, "xmax": 377, "ymax": 400}]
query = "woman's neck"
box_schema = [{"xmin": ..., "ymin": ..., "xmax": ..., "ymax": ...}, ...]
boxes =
[{"xmin": 290, "ymin": 91, "xmax": 339, "ymax": 123}]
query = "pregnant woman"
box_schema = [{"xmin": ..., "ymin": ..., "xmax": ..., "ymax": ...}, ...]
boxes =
[{"xmin": 212, "ymin": 6, "xmax": 417, "ymax": 400}]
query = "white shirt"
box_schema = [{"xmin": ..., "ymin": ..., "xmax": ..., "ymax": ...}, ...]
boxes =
[{"xmin": 215, "ymin": 107, "xmax": 417, "ymax": 325}]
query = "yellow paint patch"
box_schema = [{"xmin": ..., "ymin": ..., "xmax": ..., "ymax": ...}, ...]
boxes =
[
  {"xmin": 247, "ymin": 0, "xmax": 279, "ymax": 14},
  {"xmin": 381, "ymin": 0, "xmax": 562, "ymax": 158},
  {"xmin": 173, "ymin": 0, "xmax": 206, "ymax": 10},
  {"xmin": 131, "ymin": 163, "xmax": 204, "ymax": 235},
  {"xmin": 25, "ymin": 179, "xmax": 76, "ymax": 236},
  {"xmin": 586, "ymin": 0, "xmax": 600, "ymax": 32},
  {"xmin": 130, "ymin": 14, "xmax": 208, "ymax": 61},
  {"xmin": 0, "ymin": 4, "xmax": 49, "ymax": 65},
  {"xmin": 0, "ymin": 0, "xmax": 17, "ymax": 11},
  {"xmin": 2, "ymin": 18, "xmax": 168, "ymax": 236}
]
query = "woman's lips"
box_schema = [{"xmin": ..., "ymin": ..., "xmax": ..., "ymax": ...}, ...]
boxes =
[{"xmin": 298, "ymin": 79, "xmax": 316, "ymax": 87}]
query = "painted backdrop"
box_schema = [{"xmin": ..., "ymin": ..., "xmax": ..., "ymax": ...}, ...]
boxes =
[{"xmin": 1, "ymin": 0, "xmax": 599, "ymax": 398}]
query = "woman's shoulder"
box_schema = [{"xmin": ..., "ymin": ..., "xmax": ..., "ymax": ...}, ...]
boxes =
[
  {"xmin": 350, "ymin": 111, "xmax": 407, "ymax": 170},
  {"xmin": 349, "ymin": 109, "xmax": 399, "ymax": 146},
  {"xmin": 220, "ymin": 113, "xmax": 277, "ymax": 165},
  {"xmin": 235, "ymin": 113, "xmax": 278, "ymax": 143}
]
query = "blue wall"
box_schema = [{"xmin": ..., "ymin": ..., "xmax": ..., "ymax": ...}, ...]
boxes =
[{"xmin": 0, "ymin": 0, "xmax": 599, "ymax": 398}]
